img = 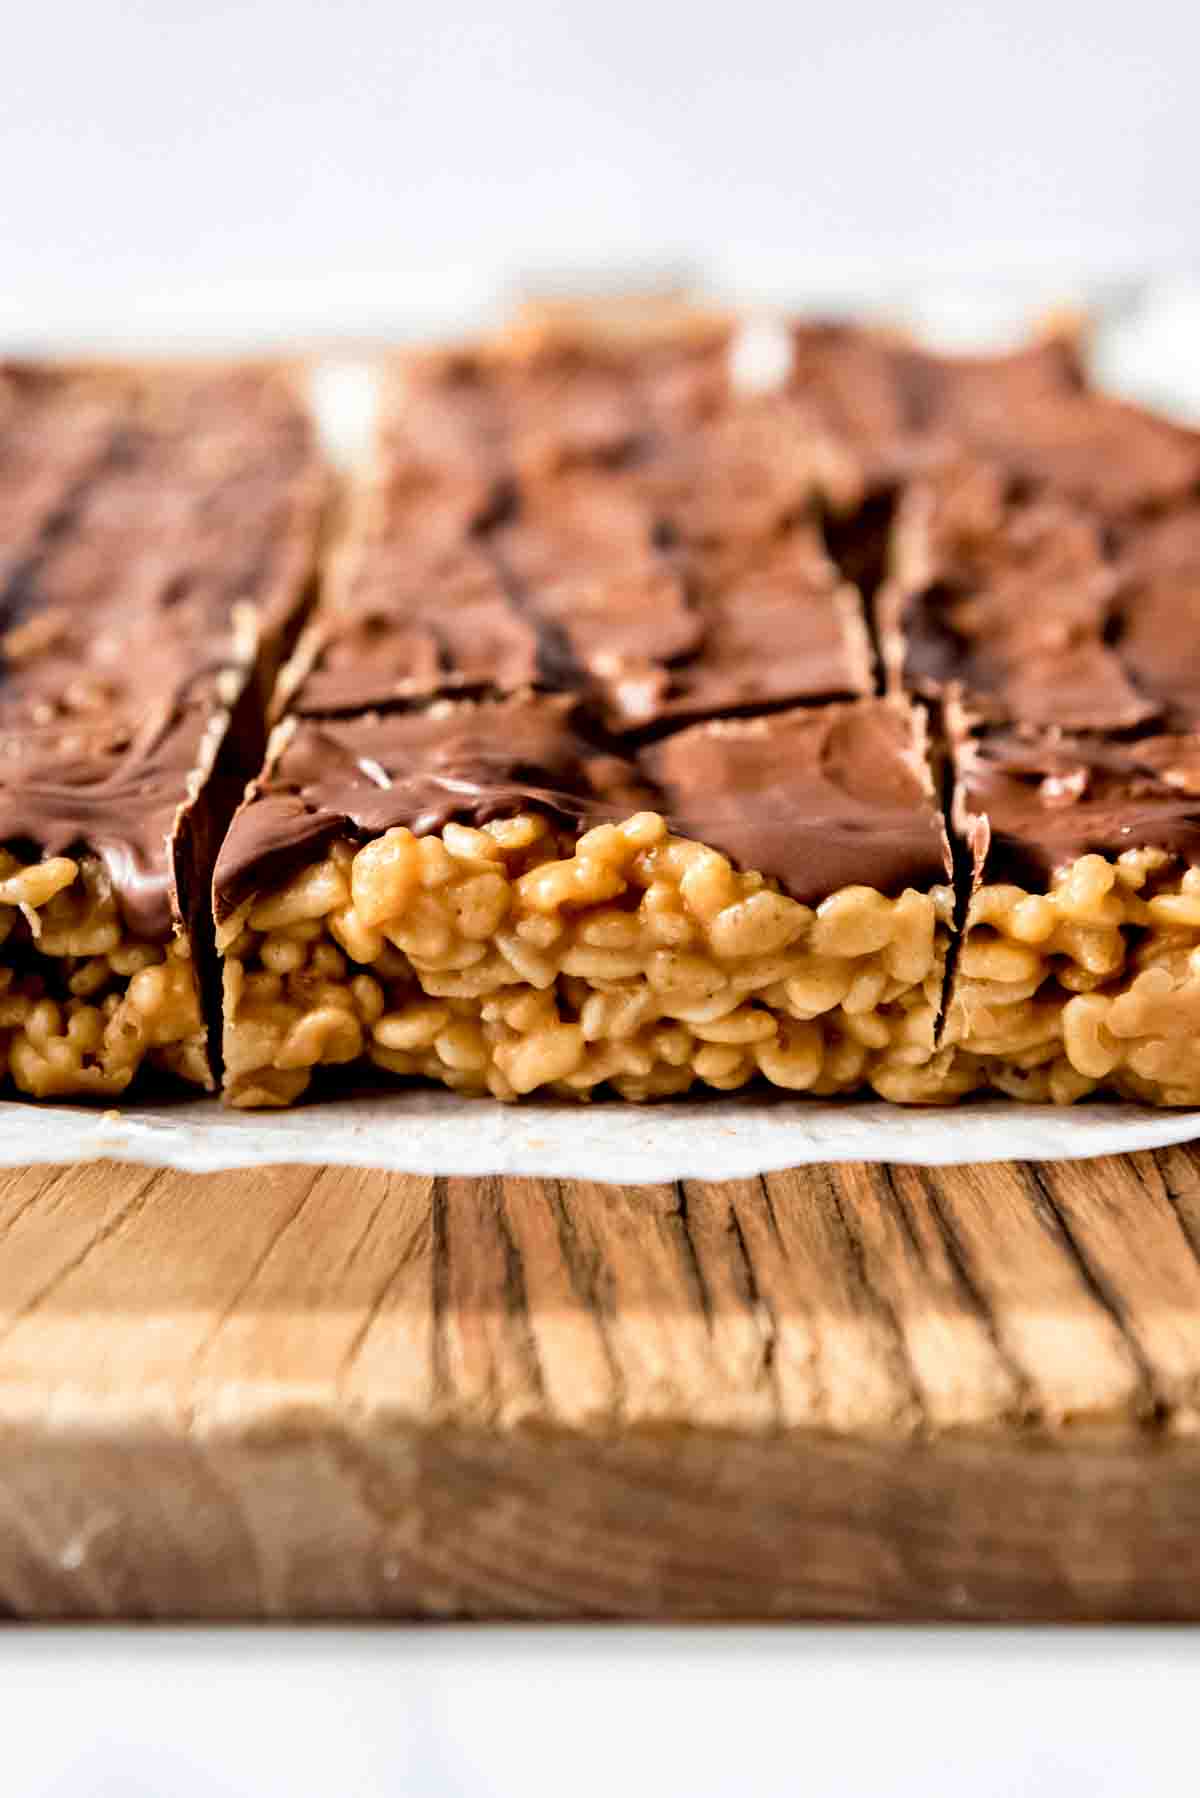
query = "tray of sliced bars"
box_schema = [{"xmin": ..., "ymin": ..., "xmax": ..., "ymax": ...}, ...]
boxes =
[{"xmin": 2, "ymin": 297, "xmax": 1199, "ymax": 1174}]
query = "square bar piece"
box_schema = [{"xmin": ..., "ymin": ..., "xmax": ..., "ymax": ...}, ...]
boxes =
[
  {"xmin": 283, "ymin": 328, "xmax": 873, "ymax": 732},
  {"xmin": 214, "ymin": 693, "xmax": 955, "ymax": 1107},
  {"xmin": 787, "ymin": 321, "xmax": 1200, "ymax": 514},
  {"xmin": 786, "ymin": 324, "xmax": 1088, "ymax": 497},
  {"xmin": 943, "ymin": 717, "xmax": 1200, "ymax": 1106},
  {"xmin": 878, "ymin": 456, "xmax": 1155, "ymax": 732},
  {"xmin": 0, "ymin": 361, "xmax": 324, "ymax": 1099},
  {"xmin": 886, "ymin": 452, "xmax": 1200, "ymax": 1106},
  {"xmin": 786, "ymin": 322, "xmax": 1200, "ymax": 617}
]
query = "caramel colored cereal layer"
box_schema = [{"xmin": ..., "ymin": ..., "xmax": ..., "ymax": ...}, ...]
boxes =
[
  {"xmin": 220, "ymin": 813, "xmax": 955, "ymax": 1107},
  {"xmin": 945, "ymin": 852, "xmax": 1200, "ymax": 1106},
  {"xmin": 0, "ymin": 853, "xmax": 207, "ymax": 1099}
]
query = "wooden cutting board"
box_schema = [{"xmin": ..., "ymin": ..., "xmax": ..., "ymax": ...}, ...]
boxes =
[{"xmin": 2, "ymin": 1144, "xmax": 1200, "ymax": 1620}]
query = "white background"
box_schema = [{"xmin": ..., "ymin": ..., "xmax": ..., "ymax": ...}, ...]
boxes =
[
  {"xmin": 3, "ymin": 0, "xmax": 1199, "ymax": 345},
  {"xmin": 5, "ymin": 6, "xmax": 1200, "ymax": 1791},
  {"xmin": 4, "ymin": 1628, "xmax": 1199, "ymax": 1797}
]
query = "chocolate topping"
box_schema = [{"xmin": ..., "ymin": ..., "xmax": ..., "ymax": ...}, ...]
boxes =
[
  {"xmin": 788, "ymin": 322, "xmax": 1200, "ymax": 517},
  {"xmin": 884, "ymin": 459, "xmax": 1154, "ymax": 731},
  {"xmin": 786, "ymin": 323, "xmax": 918, "ymax": 485},
  {"xmin": 214, "ymin": 695, "xmax": 648, "ymax": 916},
  {"xmin": 384, "ymin": 327, "xmax": 732, "ymax": 499},
  {"xmin": 1118, "ymin": 508, "xmax": 1200, "ymax": 575},
  {"xmin": 0, "ymin": 362, "xmax": 130, "ymax": 568},
  {"xmin": 215, "ymin": 318, "xmax": 1200, "ymax": 949},
  {"xmin": 289, "ymin": 343, "xmax": 873, "ymax": 731},
  {"xmin": 642, "ymin": 699, "xmax": 951, "ymax": 907},
  {"xmin": 1104, "ymin": 514, "xmax": 1200, "ymax": 731},
  {"xmin": 953, "ymin": 725, "xmax": 1200, "ymax": 886},
  {"xmin": 291, "ymin": 539, "xmax": 541, "ymax": 715},
  {"xmin": 214, "ymin": 693, "xmax": 950, "ymax": 919},
  {"xmin": 924, "ymin": 372, "xmax": 1200, "ymax": 516},
  {"xmin": 787, "ymin": 325, "xmax": 1086, "ymax": 490},
  {"xmin": 598, "ymin": 534, "xmax": 872, "ymax": 732},
  {"xmin": 0, "ymin": 362, "xmax": 323, "ymax": 936}
]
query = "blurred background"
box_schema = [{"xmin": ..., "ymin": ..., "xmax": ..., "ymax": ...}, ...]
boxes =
[{"xmin": 4, "ymin": 0, "xmax": 1199, "ymax": 406}]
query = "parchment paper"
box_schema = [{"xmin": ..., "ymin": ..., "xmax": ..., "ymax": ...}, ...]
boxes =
[{"xmin": 0, "ymin": 1092, "xmax": 1194, "ymax": 1181}]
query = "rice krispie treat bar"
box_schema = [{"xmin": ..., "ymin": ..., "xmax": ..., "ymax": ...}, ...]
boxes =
[
  {"xmin": 214, "ymin": 318, "xmax": 961, "ymax": 1108},
  {"xmin": 944, "ymin": 724, "xmax": 1200, "ymax": 1106},
  {"xmin": 0, "ymin": 361, "xmax": 324, "ymax": 1099},
  {"xmin": 214, "ymin": 692, "xmax": 955, "ymax": 1107},
  {"xmin": 218, "ymin": 308, "xmax": 1200, "ymax": 1111},
  {"xmin": 871, "ymin": 349, "xmax": 1200, "ymax": 1103}
]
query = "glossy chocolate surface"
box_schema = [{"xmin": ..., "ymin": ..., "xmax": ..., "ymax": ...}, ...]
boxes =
[
  {"xmin": 287, "ymin": 344, "xmax": 874, "ymax": 733},
  {"xmin": 884, "ymin": 459, "xmax": 1154, "ymax": 731},
  {"xmin": 0, "ymin": 362, "xmax": 323, "ymax": 936},
  {"xmin": 787, "ymin": 324, "xmax": 1200, "ymax": 513},
  {"xmin": 888, "ymin": 449, "xmax": 1200, "ymax": 747},
  {"xmin": 954, "ymin": 724, "xmax": 1200, "ymax": 885},
  {"xmin": 214, "ymin": 693, "xmax": 950, "ymax": 917}
]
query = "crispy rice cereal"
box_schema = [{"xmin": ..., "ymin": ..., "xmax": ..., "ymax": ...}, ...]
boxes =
[
  {"xmin": 0, "ymin": 852, "xmax": 207, "ymax": 1099},
  {"xmin": 218, "ymin": 812, "xmax": 956, "ymax": 1107},
  {"xmin": 944, "ymin": 851, "xmax": 1200, "ymax": 1105}
]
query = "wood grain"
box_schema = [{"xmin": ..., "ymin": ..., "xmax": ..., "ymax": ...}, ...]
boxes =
[{"xmin": 0, "ymin": 1146, "xmax": 1199, "ymax": 1618}]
